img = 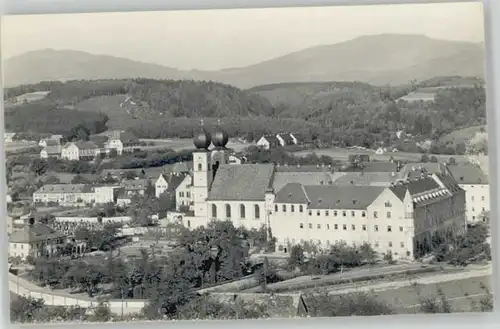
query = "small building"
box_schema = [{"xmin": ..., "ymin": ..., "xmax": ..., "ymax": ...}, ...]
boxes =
[
  {"xmin": 40, "ymin": 140, "xmax": 62, "ymax": 159},
  {"xmin": 121, "ymin": 179, "xmax": 150, "ymax": 196},
  {"xmin": 228, "ymin": 154, "xmax": 246, "ymax": 165},
  {"xmin": 348, "ymin": 154, "xmax": 371, "ymax": 164},
  {"xmin": 256, "ymin": 135, "xmax": 281, "ymax": 150},
  {"xmin": 175, "ymin": 174, "xmax": 193, "ymax": 211},
  {"xmin": 447, "ymin": 164, "xmax": 489, "ymax": 224},
  {"xmin": 289, "ymin": 133, "xmax": 303, "ymax": 145},
  {"xmin": 9, "ymin": 220, "xmax": 66, "ymax": 260},
  {"xmin": 105, "ymin": 130, "xmax": 140, "ymax": 155},
  {"xmin": 155, "ymin": 173, "xmax": 186, "ymax": 199},
  {"xmin": 61, "ymin": 141, "xmax": 100, "ymax": 161}
]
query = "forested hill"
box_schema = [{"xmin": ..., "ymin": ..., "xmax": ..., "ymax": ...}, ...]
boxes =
[{"xmin": 4, "ymin": 77, "xmax": 486, "ymax": 155}]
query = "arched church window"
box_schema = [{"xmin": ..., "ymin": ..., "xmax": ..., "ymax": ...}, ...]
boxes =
[
  {"xmin": 240, "ymin": 204, "xmax": 246, "ymax": 218},
  {"xmin": 254, "ymin": 205, "xmax": 260, "ymax": 219},
  {"xmin": 226, "ymin": 204, "xmax": 232, "ymax": 218},
  {"xmin": 211, "ymin": 204, "xmax": 217, "ymax": 218}
]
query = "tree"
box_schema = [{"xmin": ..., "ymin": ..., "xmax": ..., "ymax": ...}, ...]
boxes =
[
  {"xmin": 288, "ymin": 245, "xmax": 305, "ymax": 270},
  {"xmin": 430, "ymin": 156, "xmax": 438, "ymax": 163},
  {"xmin": 448, "ymin": 157, "xmax": 456, "ymax": 165},
  {"xmin": 30, "ymin": 159, "xmax": 48, "ymax": 176},
  {"xmin": 420, "ymin": 154, "xmax": 430, "ymax": 163}
]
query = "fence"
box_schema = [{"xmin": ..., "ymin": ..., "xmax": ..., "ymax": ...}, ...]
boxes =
[{"xmin": 8, "ymin": 273, "xmax": 147, "ymax": 315}]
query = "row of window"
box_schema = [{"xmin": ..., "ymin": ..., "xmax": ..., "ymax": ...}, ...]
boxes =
[
  {"xmin": 471, "ymin": 196, "xmax": 486, "ymax": 201},
  {"xmin": 275, "ymin": 204, "xmax": 394, "ymax": 219},
  {"xmin": 284, "ymin": 238, "xmax": 406, "ymax": 249},
  {"xmin": 179, "ymin": 191, "xmax": 191, "ymax": 198},
  {"xmin": 211, "ymin": 204, "xmax": 261, "ymax": 219},
  {"xmin": 299, "ymin": 223, "xmax": 404, "ymax": 232}
]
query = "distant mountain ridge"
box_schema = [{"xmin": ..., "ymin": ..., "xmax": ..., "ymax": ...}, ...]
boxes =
[{"xmin": 3, "ymin": 34, "xmax": 485, "ymax": 88}]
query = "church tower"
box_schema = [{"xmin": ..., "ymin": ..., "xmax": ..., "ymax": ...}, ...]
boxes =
[
  {"xmin": 210, "ymin": 119, "xmax": 230, "ymax": 179},
  {"xmin": 192, "ymin": 120, "xmax": 213, "ymax": 219}
]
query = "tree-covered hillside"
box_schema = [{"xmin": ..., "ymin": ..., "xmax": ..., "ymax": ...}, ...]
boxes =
[{"xmin": 4, "ymin": 76, "xmax": 486, "ymax": 154}]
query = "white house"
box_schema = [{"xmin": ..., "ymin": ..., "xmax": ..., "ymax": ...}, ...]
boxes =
[
  {"xmin": 228, "ymin": 154, "xmax": 246, "ymax": 165},
  {"xmin": 175, "ymin": 174, "xmax": 193, "ymax": 210},
  {"xmin": 33, "ymin": 184, "xmax": 117, "ymax": 206},
  {"xmin": 40, "ymin": 140, "xmax": 62, "ymax": 159},
  {"xmin": 256, "ymin": 135, "xmax": 281, "ymax": 150},
  {"xmin": 375, "ymin": 147, "xmax": 387, "ymax": 155},
  {"xmin": 155, "ymin": 173, "xmax": 186, "ymax": 199},
  {"xmin": 61, "ymin": 141, "xmax": 100, "ymax": 161},
  {"xmin": 447, "ymin": 164, "xmax": 490, "ymax": 223},
  {"xmin": 105, "ymin": 131, "xmax": 140, "ymax": 155}
]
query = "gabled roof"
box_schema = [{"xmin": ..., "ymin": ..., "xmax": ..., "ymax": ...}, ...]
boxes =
[
  {"xmin": 89, "ymin": 135, "xmax": 109, "ymax": 148},
  {"xmin": 278, "ymin": 133, "xmax": 294, "ymax": 143},
  {"xmin": 261, "ymin": 134, "xmax": 280, "ymax": 143},
  {"xmin": 43, "ymin": 144, "xmax": 61, "ymax": 155},
  {"xmin": 35, "ymin": 184, "xmax": 93, "ymax": 194},
  {"xmin": 157, "ymin": 173, "xmax": 186, "ymax": 193},
  {"xmin": 399, "ymin": 162, "xmax": 448, "ymax": 180},
  {"xmin": 274, "ymin": 183, "xmax": 309, "ymax": 204},
  {"xmin": 9, "ymin": 223, "xmax": 66, "ymax": 243},
  {"xmin": 122, "ymin": 179, "xmax": 149, "ymax": 191},
  {"xmin": 358, "ymin": 162, "xmax": 398, "ymax": 173},
  {"xmin": 275, "ymin": 165, "xmax": 334, "ymax": 173},
  {"xmin": 207, "ymin": 164, "xmax": 274, "ymax": 201},
  {"xmin": 303, "ymin": 185, "xmax": 384, "ymax": 209},
  {"xmin": 447, "ymin": 165, "xmax": 488, "ymax": 184},
  {"xmin": 332, "ymin": 172, "xmax": 398, "ymax": 187},
  {"xmin": 389, "ymin": 176, "xmax": 443, "ymax": 201},
  {"xmin": 72, "ymin": 141, "xmax": 99, "ymax": 150},
  {"xmin": 110, "ymin": 131, "xmax": 139, "ymax": 144},
  {"xmin": 45, "ymin": 139, "xmax": 60, "ymax": 146}
]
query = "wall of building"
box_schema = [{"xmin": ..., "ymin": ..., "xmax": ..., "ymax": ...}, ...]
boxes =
[
  {"xmin": 207, "ymin": 200, "xmax": 267, "ymax": 231},
  {"xmin": 461, "ymin": 184, "xmax": 490, "ymax": 223}
]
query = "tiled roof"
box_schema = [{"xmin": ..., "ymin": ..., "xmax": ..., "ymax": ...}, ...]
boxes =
[
  {"xmin": 278, "ymin": 133, "xmax": 294, "ymax": 143},
  {"xmin": 275, "ymin": 165, "xmax": 334, "ymax": 173},
  {"xmin": 447, "ymin": 165, "xmax": 488, "ymax": 184},
  {"xmin": 73, "ymin": 141, "xmax": 99, "ymax": 150},
  {"xmin": 110, "ymin": 130, "xmax": 139, "ymax": 144},
  {"xmin": 272, "ymin": 172, "xmax": 336, "ymax": 192},
  {"xmin": 399, "ymin": 163, "xmax": 448, "ymax": 180},
  {"xmin": 262, "ymin": 134, "xmax": 280, "ymax": 143},
  {"xmin": 158, "ymin": 173, "xmax": 186, "ymax": 192},
  {"xmin": 44, "ymin": 145, "xmax": 61, "ymax": 154},
  {"xmin": 304, "ymin": 185, "xmax": 384, "ymax": 209},
  {"xmin": 35, "ymin": 184, "xmax": 93, "ymax": 194},
  {"xmin": 100, "ymin": 168, "xmax": 145, "ymax": 177},
  {"xmin": 357, "ymin": 162, "xmax": 398, "ymax": 173},
  {"xmin": 89, "ymin": 135, "xmax": 109, "ymax": 148},
  {"xmin": 274, "ymin": 183, "xmax": 309, "ymax": 204},
  {"xmin": 9, "ymin": 223, "xmax": 66, "ymax": 243},
  {"xmin": 122, "ymin": 179, "xmax": 149, "ymax": 191},
  {"xmin": 207, "ymin": 164, "xmax": 274, "ymax": 201},
  {"xmin": 332, "ymin": 172, "xmax": 398, "ymax": 187},
  {"xmin": 389, "ymin": 175, "xmax": 443, "ymax": 201},
  {"xmin": 45, "ymin": 139, "xmax": 60, "ymax": 146}
]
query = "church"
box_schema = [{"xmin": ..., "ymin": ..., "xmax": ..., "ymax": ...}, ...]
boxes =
[{"xmin": 181, "ymin": 126, "xmax": 467, "ymax": 261}]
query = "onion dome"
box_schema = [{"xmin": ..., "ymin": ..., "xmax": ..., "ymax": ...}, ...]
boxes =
[
  {"xmin": 212, "ymin": 129, "xmax": 229, "ymax": 148},
  {"xmin": 193, "ymin": 129, "xmax": 212, "ymax": 149}
]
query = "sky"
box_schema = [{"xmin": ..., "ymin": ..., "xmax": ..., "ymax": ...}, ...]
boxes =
[{"xmin": 1, "ymin": 2, "xmax": 485, "ymax": 71}]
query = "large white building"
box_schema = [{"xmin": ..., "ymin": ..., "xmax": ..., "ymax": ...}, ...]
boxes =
[
  {"xmin": 33, "ymin": 184, "xmax": 119, "ymax": 206},
  {"xmin": 182, "ymin": 129, "xmax": 467, "ymax": 261},
  {"xmin": 446, "ymin": 164, "xmax": 489, "ymax": 223},
  {"xmin": 104, "ymin": 131, "xmax": 140, "ymax": 155},
  {"xmin": 61, "ymin": 141, "xmax": 100, "ymax": 161}
]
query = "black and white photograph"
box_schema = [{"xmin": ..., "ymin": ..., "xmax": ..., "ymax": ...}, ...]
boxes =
[{"xmin": 1, "ymin": 1, "xmax": 492, "ymax": 323}]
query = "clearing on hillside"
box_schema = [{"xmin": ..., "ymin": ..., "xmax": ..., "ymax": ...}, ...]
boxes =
[
  {"xmin": 5, "ymin": 91, "xmax": 51, "ymax": 108},
  {"xmin": 439, "ymin": 125, "xmax": 486, "ymax": 145}
]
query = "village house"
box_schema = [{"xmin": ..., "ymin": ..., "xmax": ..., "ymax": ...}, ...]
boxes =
[
  {"xmin": 40, "ymin": 139, "xmax": 62, "ymax": 159},
  {"xmin": 39, "ymin": 135, "xmax": 63, "ymax": 148},
  {"xmin": 276, "ymin": 133, "xmax": 295, "ymax": 147},
  {"xmin": 446, "ymin": 164, "xmax": 489, "ymax": 223},
  {"xmin": 228, "ymin": 154, "xmax": 246, "ymax": 165},
  {"xmin": 33, "ymin": 184, "xmax": 118, "ymax": 206},
  {"xmin": 256, "ymin": 134, "xmax": 281, "ymax": 150},
  {"xmin": 9, "ymin": 219, "xmax": 67, "ymax": 260},
  {"xmin": 104, "ymin": 130, "xmax": 140, "ymax": 155},
  {"xmin": 121, "ymin": 179, "xmax": 151, "ymax": 196},
  {"xmin": 289, "ymin": 133, "xmax": 302, "ymax": 145},
  {"xmin": 175, "ymin": 174, "xmax": 194, "ymax": 211},
  {"xmin": 61, "ymin": 141, "xmax": 100, "ymax": 161},
  {"xmin": 155, "ymin": 173, "xmax": 186, "ymax": 198}
]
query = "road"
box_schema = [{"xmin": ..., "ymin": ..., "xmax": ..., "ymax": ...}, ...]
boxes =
[{"xmin": 139, "ymin": 138, "xmax": 250, "ymax": 153}]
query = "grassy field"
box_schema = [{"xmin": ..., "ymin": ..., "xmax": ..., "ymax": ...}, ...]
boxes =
[
  {"xmin": 376, "ymin": 275, "xmax": 491, "ymax": 313},
  {"xmin": 72, "ymin": 95, "xmax": 136, "ymax": 130},
  {"xmin": 439, "ymin": 125, "xmax": 486, "ymax": 145},
  {"xmin": 293, "ymin": 147, "xmax": 470, "ymax": 164}
]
